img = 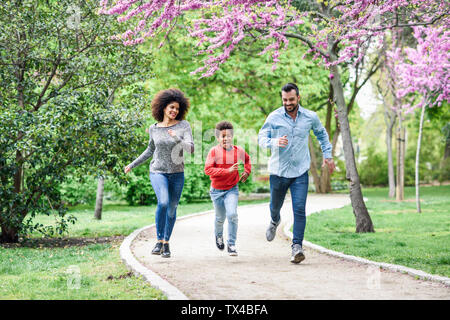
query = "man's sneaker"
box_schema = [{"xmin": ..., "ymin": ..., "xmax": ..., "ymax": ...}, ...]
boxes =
[
  {"xmin": 290, "ymin": 244, "xmax": 305, "ymax": 264},
  {"xmin": 266, "ymin": 219, "xmax": 280, "ymax": 241},
  {"xmin": 227, "ymin": 244, "xmax": 238, "ymax": 256},
  {"xmin": 216, "ymin": 236, "xmax": 225, "ymax": 250},
  {"xmin": 151, "ymin": 242, "xmax": 163, "ymax": 255},
  {"xmin": 161, "ymin": 243, "xmax": 171, "ymax": 258}
]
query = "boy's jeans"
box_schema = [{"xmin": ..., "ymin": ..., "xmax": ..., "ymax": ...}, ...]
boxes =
[
  {"xmin": 150, "ymin": 172, "xmax": 185, "ymax": 241},
  {"xmin": 269, "ymin": 171, "xmax": 309, "ymax": 246},
  {"xmin": 210, "ymin": 185, "xmax": 239, "ymax": 246}
]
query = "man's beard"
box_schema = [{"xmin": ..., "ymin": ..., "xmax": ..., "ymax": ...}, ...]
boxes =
[{"xmin": 284, "ymin": 103, "xmax": 298, "ymax": 113}]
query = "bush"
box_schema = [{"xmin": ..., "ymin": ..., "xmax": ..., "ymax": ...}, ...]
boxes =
[
  {"xmin": 358, "ymin": 149, "xmax": 389, "ymax": 186},
  {"xmin": 59, "ymin": 175, "xmax": 97, "ymax": 206},
  {"xmin": 59, "ymin": 173, "xmax": 129, "ymax": 207}
]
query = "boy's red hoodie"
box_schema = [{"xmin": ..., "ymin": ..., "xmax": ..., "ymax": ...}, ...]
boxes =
[{"xmin": 204, "ymin": 145, "xmax": 251, "ymax": 190}]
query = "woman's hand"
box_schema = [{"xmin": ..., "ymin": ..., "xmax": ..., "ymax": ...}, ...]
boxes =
[
  {"xmin": 168, "ymin": 129, "xmax": 177, "ymax": 137},
  {"xmin": 239, "ymin": 172, "xmax": 249, "ymax": 183},
  {"xmin": 124, "ymin": 165, "xmax": 131, "ymax": 174}
]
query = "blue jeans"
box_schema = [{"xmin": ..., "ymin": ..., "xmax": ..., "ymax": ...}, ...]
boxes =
[
  {"xmin": 210, "ymin": 185, "xmax": 239, "ymax": 246},
  {"xmin": 269, "ymin": 171, "xmax": 309, "ymax": 246},
  {"xmin": 150, "ymin": 172, "xmax": 185, "ymax": 241}
]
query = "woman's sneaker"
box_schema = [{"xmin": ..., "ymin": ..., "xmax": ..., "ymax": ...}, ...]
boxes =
[
  {"xmin": 215, "ymin": 236, "xmax": 225, "ymax": 250},
  {"xmin": 161, "ymin": 243, "xmax": 171, "ymax": 258},
  {"xmin": 290, "ymin": 244, "xmax": 305, "ymax": 264},
  {"xmin": 227, "ymin": 244, "xmax": 238, "ymax": 256},
  {"xmin": 151, "ymin": 242, "xmax": 163, "ymax": 255}
]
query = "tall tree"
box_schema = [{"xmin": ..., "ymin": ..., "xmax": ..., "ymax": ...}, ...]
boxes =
[
  {"xmin": 0, "ymin": 0, "xmax": 153, "ymax": 242},
  {"xmin": 100, "ymin": 0, "xmax": 447, "ymax": 232},
  {"xmin": 388, "ymin": 25, "xmax": 450, "ymax": 212}
]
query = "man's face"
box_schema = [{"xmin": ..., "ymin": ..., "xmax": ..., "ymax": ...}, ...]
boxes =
[{"xmin": 281, "ymin": 89, "xmax": 300, "ymax": 113}]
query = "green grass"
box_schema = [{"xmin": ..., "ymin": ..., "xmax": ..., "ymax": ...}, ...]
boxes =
[
  {"xmin": 0, "ymin": 242, "xmax": 165, "ymax": 299},
  {"xmin": 304, "ymin": 185, "xmax": 450, "ymax": 277},
  {"xmin": 0, "ymin": 197, "xmax": 270, "ymax": 299}
]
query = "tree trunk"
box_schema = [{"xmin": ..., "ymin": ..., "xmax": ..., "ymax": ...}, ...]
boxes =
[
  {"xmin": 308, "ymin": 135, "xmax": 323, "ymax": 192},
  {"xmin": 94, "ymin": 176, "xmax": 104, "ymax": 220},
  {"xmin": 2, "ymin": 151, "xmax": 25, "ymax": 243},
  {"xmin": 0, "ymin": 225, "xmax": 19, "ymax": 243},
  {"xmin": 415, "ymin": 105, "xmax": 426, "ymax": 213},
  {"xmin": 386, "ymin": 127, "xmax": 395, "ymax": 198},
  {"xmin": 320, "ymin": 164, "xmax": 331, "ymax": 193},
  {"xmin": 396, "ymin": 116, "xmax": 405, "ymax": 201},
  {"xmin": 384, "ymin": 111, "xmax": 396, "ymax": 198},
  {"xmin": 329, "ymin": 63, "xmax": 375, "ymax": 233},
  {"xmin": 444, "ymin": 138, "xmax": 450, "ymax": 160}
]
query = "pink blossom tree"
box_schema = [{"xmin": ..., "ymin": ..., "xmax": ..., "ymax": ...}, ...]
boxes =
[
  {"xmin": 99, "ymin": 0, "xmax": 448, "ymax": 232},
  {"xmin": 388, "ymin": 25, "xmax": 450, "ymax": 213}
]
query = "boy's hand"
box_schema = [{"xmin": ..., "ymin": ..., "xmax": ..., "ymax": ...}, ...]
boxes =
[
  {"xmin": 239, "ymin": 172, "xmax": 249, "ymax": 183},
  {"xmin": 228, "ymin": 163, "xmax": 239, "ymax": 173},
  {"xmin": 124, "ymin": 165, "xmax": 131, "ymax": 174}
]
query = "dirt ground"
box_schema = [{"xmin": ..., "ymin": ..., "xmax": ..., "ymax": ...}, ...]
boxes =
[{"xmin": 131, "ymin": 194, "xmax": 450, "ymax": 299}]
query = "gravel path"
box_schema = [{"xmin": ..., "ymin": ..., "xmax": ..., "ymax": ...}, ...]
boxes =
[{"xmin": 131, "ymin": 194, "xmax": 450, "ymax": 299}]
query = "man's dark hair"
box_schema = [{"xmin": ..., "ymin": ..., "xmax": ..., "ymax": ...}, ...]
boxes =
[
  {"xmin": 215, "ymin": 121, "xmax": 234, "ymax": 137},
  {"xmin": 281, "ymin": 83, "xmax": 299, "ymax": 96},
  {"xmin": 151, "ymin": 88, "xmax": 190, "ymax": 122}
]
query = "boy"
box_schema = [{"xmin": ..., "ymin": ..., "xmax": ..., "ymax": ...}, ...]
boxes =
[{"xmin": 204, "ymin": 121, "xmax": 251, "ymax": 256}]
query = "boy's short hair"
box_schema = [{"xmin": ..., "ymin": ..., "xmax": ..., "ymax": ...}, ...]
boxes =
[{"xmin": 215, "ymin": 121, "xmax": 234, "ymax": 137}]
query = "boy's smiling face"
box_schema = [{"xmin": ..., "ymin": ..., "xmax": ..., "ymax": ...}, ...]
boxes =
[{"xmin": 217, "ymin": 129, "xmax": 233, "ymax": 149}]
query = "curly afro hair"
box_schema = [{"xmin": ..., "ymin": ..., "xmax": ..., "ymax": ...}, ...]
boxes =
[
  {"xmin": 151, "ymin": 88, "xmax": 190, "ymax": 122},
  {"xmin": 215, "ymin": 121, "xmax": 234, "ymax": 137}
]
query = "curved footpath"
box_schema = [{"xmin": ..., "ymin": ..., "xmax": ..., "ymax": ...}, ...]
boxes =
[{"xmin": 124, "ymin": 194, "xmax": 450, "ymax": 299}]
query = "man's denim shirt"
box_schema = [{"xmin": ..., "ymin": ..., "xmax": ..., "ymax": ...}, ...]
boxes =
[{"xmin": 258, "ymin": 105, "xmax": 332, "ymax": 178}]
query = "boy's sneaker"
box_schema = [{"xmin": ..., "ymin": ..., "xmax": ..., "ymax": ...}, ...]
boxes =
[
  {"xmin": 151, "ymin": 242, "xmax": 163, "ymax": 255},
  {"xmin": 161, "ymin": 243, "xmax": 171, "ymax": 258},
  {"xmin": 227, "ymin": 244, "xmax": 238, "ymax": 256},
  {"xmin": 266, "ymin": 219, "xmax": 280, "ymax": 241},
  {"xmin": 290, "ymin": 244, "xmax": 305, "ymax": 264},
  {"xmin": 215, "ymin": 236, "xmax": 225, "ymax": 250}
]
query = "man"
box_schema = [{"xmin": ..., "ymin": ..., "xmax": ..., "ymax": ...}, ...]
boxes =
[{"xmin": 258, "ymin": 83, "xmax": 335, "ymax": 263}]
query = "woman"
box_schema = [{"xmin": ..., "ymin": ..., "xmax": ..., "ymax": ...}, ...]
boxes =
[{"xmin": 125, "ymin": 88, "xmax": 194, "ymax": 258}]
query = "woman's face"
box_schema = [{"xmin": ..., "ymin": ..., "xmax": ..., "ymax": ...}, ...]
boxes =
[{"xmin": 164, "ymin": 101, "xmax": 180, "ymax": 121}]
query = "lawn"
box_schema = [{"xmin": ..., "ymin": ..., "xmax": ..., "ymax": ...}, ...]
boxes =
[
  {"xmin": 304, "ymin": 185, "xmax": 450, "ymax": 277},
  {"xmin": 0, "ymin": 197, "xmax": 269, "ymax": 300}
]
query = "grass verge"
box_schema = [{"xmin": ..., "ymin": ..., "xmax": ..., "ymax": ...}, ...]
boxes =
[
  {"xmin": 0, "ymin": 197, "xmax": 269, "ymax": 299},
  {"xmin": 304, "ymin": 185, "xmax": 450, "ymax": 278}
]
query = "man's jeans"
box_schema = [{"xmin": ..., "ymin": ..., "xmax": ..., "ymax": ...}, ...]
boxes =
[
  {"xmin": 210, "ymin": 185, "xmax": 239, "ymax": 246},
  {"xmin": 269, "ymin": 171, "xmax": 308, "ymax": 246},
  {"xmin": 150, "ymin": 172, "xmax": 185, "ymax": 241}
]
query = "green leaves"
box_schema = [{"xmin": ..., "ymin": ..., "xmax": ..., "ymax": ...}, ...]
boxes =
[{"xmin": 0, "ymin": 0, "xmax": 154, "ymax": 241}]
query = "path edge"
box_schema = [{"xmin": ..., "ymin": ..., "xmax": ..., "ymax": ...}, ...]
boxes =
[
  {"xmin": 120, "ymin": 202, "xmax": 275, "ymax": 300},
  {"xmin": 282, "ymin": 200, "xmax": 450, "ymax": 288}
]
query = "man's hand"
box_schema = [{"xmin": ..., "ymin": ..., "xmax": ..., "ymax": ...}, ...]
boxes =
[
  {"xmin": 277, "ymin": 135, "xmax": 288, "ymax": 147},
  {"xmin": 239, "ymin": 172, "xmax": 249, "ymax": 183},
  {"xmin": 228, "ymin": 163, "xmax": 239, "ymax": 173},
  {"xmin": 124, "ymin": 165, "xmax": 131, "ymax": 174},
  {"xmin": 322, "ymin": 158, "xmax": 336, "ymax": 174}
]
